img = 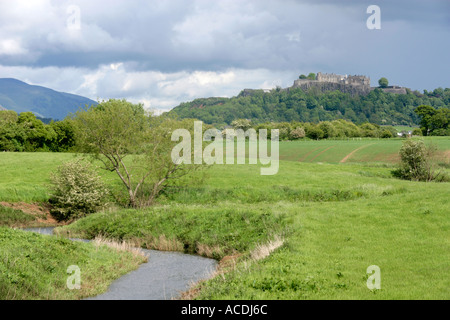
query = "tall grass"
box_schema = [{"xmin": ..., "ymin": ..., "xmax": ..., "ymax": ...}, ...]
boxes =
[
  {"xmin": 0, "ymin": 227, "xmax": 147, "ymax": 300},
  {"xmin": 0, "ymin": 206, "xmax": 36, "ymax": 227}
]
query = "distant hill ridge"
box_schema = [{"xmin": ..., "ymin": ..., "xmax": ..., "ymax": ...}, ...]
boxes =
[
  {"xmin": 0, "ymin": 78, "xmax": 97, "ymax": 120},
  {"xmin": 169, "ymin": 74, "xmax": 449, "ymax": 126}
]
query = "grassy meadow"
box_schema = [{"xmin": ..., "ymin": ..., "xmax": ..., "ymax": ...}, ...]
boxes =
[
  {"xmin": 0, "ymin": 137, "xmax": 449, "ymax": 299},
  {"xmin": 0, "ymin": 227, "xmax": 147, "ymax": 300}
]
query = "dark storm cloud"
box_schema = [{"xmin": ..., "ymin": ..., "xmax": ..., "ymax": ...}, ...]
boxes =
[{"xmin": 0, "ymin": 0, "xmax": 449, "ymax": 110}]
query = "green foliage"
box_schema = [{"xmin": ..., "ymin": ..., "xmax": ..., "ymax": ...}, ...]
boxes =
[
  {"xmin": 57, "ymin": 204, "xmax": 286, "ymax": 260},
  {"xmin": 380, "ymin": 129, "xmax": 394, "ymax": 138},
  {"xmin": 307, "ymin": 73, "xmax": 316, "ymax": 80},
  {"xmin": 169, "ymin": 86, "xmax": 450, "ymax": 127},
  {"xmin": 378, "ymin": 77, "xmax": 389, "ymax": 88},
  {"xmin": 289, "ymin": 127, "xmax": 305, "ymax": 140},
  {"xmin": 49, "ymin": 160, "xmax": 108, "ymax": 221},
  {"xmin": 231, "ymin": 119, "xmax": 252, "ymax": 131},
  {"xmin": 305, "ymin": 123, "xmax": 324, "ymax": 140},
  {"xmin": 412, "ymin": 128, "xmax": 423, "ymax": 136},
  {"xmin": 0, "ymin": 206, "xmax": 36, "ymax": 227},
  {"xmin": 393, "ymin": 139, "xmax": 447, "ymax": 181},
  {"xmin": 415, "ymin": 105, "xmax": 449, "ymax": 136},
  {"xmin": 0, "ymin": 110, "xmax": 76, "ymax": 152},
  {"xmin": 73, "ymin": 99, "xmax": 204, "ymax": 207},
  {"xmin": 254, "ymin": 119, "xmax": 394, "ymax": 140},
  {"xmin": 318, "ymin": 121, "xmax": 337, "ymax": 138},
  {"xmin": 49, "ymin": 119, "xmax": 77, "ymax": 152}
]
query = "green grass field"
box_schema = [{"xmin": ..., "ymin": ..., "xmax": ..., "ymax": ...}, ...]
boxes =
[
  {"xmin": 390, "ymin": 125, "xmax": 419, "ymax": 132},
  {"xmin": 278, "ymin": 137, "xmax": 449, "ymax": 164},
  {"xmin": 0, "ymin": 227, "xmax": 147, "ymax": 300},
  {"xmin": 1, "ymin": 136, "xmax": 449, "ymax": 299}
]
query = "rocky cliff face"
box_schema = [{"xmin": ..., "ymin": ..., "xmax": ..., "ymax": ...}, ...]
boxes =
[
  {"xmin": 291, "ymin": 79, "xmax": 371, "ymax": 96},
  {"xmin": 374, "ymin": 87, "xmax": 408, "ymax": 94}
]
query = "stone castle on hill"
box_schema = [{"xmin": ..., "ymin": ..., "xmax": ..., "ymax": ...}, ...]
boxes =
[
  {"xmin": 292, "ymin": 72, "xmax": 408, "ymax": 95},
  {"xmin": 241, "ymin": 72, "xmax": 408, "ymax": 97}
]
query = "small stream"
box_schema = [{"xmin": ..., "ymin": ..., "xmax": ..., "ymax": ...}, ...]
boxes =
[{"xmin": 23, "ymin": 227, "xmax": 218, "ymax": 300}]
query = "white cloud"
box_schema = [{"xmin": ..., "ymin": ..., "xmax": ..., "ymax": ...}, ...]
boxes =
[
  {"xmin": 0, "ymin": 63, "xmax": 298, "ymax": 112},
  {"xmin": 0, "ymin": 39, "xmax": 28, "ymax": 55}
]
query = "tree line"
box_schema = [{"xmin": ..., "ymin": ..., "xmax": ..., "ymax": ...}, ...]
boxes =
[
  {"xmin": 231, "ymin": 118, "xmax": 399, "ymax": 140},
  {"xmin": 0, "ymin": 110, "xmax": 76, "ymax": 152},
  {"xmin": 1, "ymin": 101, "xmax": 448, "ymax": 153},
  {"xmin": 230, "ymin": 104, "xmax": 448, "ymax": 139}
]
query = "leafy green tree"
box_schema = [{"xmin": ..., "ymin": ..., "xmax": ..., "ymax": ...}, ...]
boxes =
[
  {"xmin": 378, "ymin": 77, "xmax": 389, "ymax": 88},
  {"xmin": 383, "ymin": 126, "xmax": 398, "ymax": 137},
  {"xmin": 0, "ymin": 110, "xmax": 18, "ymax": 124},
  {"xmin": 304, "ymin": 124, "xmax": 324, "ymax": 140},
  {"xmin": 360, "ymin": 123, "xmax": 379, "ymax": 137},
  {"xmin": 414, "ymin": 105, "xmax": 436, "ymax": 135},
  {"xmin": 380, "ymin": 129, "xmax": 393, "ymax": 138},
  {"xmin": 429, "ymin": 108, "xmax": 449, "ymax": 135},
  {"xmin": 50, "ymin": 119, "xmax": 77, "ymax": 152},
  {"xmin": 73, "ymin": 99, "xmax": 201, "ymax": 207},
  {"xmin": 231, "ymin": 119, "xmax": 252, "ymax": 131},
  {"xmin": 412, "ymin": 128, "xmax": 423, "ymax": 136},
  {"xmin": 318, "ymin": 121, "xmax": 337, "ymax": 138},
  {"xmin": 307, "ymin": 73, "xmax": 316, "ymax": 80},
  {"xmin": 17, "ymin": 112, "xmax": 56, "ymax": 151}
]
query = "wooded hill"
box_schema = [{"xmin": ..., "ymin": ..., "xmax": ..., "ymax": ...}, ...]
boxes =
[{"xmin": 168, "ymin": 86, "xmax": 450, "ymax": 127}]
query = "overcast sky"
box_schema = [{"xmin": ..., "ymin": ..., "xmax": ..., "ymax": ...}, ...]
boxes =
[{"xmin": 0, "ymin": 0, "xmax": 449, "ymax": 113}]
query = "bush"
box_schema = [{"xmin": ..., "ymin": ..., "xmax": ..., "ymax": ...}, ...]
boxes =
[
  {"xmin": 412, "ymin": 128, "xmax": 422, "ymax": 136},
  {"xmin": 49, "ymin": 159, "xmax": 108, "ymax": 221},
  {"xmin": 290, "ymin": 127, "xmax": 306, "ymax": 140},
  {"xmin": 305, "ymin": 125, "xmax": 324, "ymax": 140},
  {"xmin": 392, "ymin": 139, "xmax": 447, "ymax": 182},
  {"xmin": 380, "ymin": 129, "xmax": 393, "ymax": 138}
]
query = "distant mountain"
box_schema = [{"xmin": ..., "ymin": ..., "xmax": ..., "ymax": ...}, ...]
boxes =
[{"xmin": 0, "ymin": 78, "xmax": 97, "ymax": 120}]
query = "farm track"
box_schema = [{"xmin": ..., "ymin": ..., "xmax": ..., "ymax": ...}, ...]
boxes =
[{"xmin": 339, "ymin": 143, "xmax": 376, "ymax": 163}]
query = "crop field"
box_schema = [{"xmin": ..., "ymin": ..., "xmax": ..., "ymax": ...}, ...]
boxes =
[
  {"xmin": 279, "ymin": 137, "xmax": 450, "ymax": 164},
  {"xmin": 1, "ymin": 136, "xmax": 449, "ymax": 300}
]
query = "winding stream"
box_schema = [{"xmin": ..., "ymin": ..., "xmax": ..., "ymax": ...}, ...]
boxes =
[{"xmin": 23, "ymin": 227, "xmax": 218, "ymax": 300}]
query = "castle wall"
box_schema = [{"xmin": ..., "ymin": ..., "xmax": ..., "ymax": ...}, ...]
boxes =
[
  {"xmin": 293, "ymin": 72, "xmax": 372, "ymax": 96},
  {"xmin": 243, "ymin": 73, "xmax": 407, "ymax": 97},
  {"xmin": 370, "ymin": 87, "xmax": 407, "ymax": 94}
]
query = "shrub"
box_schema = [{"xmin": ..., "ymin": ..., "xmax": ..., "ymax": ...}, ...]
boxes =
[
  {"xmin": 412, "ymin": 128, "xmax": 422, "ymax": 136},
  {"xmin": 290, "ymin": 127, "xmax": 306, "ymax": 140},
  {"xmin": 380, "ymin": 129, "xmax": 393, "ymax": 138},
  {"xmin": 49, "ymin": 159, "xmax": 108, "ymax": 221},
  {"xmin": 305, "ymin": 124, "xmax": 324, "ymax": 140},
  {"xmin": 392, "ymin": 139, "xmax": 447, "ymax": 182}
]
